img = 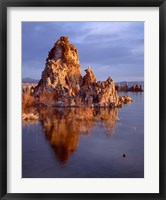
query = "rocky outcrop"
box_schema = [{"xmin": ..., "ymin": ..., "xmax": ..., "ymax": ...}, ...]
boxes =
[
  {"xmin": 22, "ymin": 113, "xmax": 39, "ymax": 121},
  {"xmin": 115, "ymin": 83, "xmax": 143, "ymax": 92},
  {"xmin": 33, "ymin": 36, "xmax": 133, "ymax": 108},
  {"xmin": 129, "ymin": 84, "xmax": 143, "ymax": 92},
  {"xmin": 118, "ymin": 96, "xmax": 133, "ymax": 103},
  {"xmin": 83, "ymin": 66, "xmax": 97, "ymax": 85},
  {"xmin": 34, "ymin": 36, "xmax": 82, "ymax": 98}
]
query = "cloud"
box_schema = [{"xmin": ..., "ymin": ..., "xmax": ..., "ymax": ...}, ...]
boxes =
[{"xmin": 22, "ymin": 22, "xmax": 144, "ymax": 82}]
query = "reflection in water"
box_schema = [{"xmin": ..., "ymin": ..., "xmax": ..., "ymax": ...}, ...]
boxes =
[
  {"xmin": 22, "ymin": 93, "xmax": 144, "ymax": 178},
  {"xmin": 35, "ymin": 108, "xmax": 119, "ymax": 163},
  {"xmin": 23, "ymin": 107, "xmax": 119, "ymax": 163}
]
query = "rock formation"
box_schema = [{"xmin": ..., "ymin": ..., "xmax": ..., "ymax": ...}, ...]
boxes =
[
  {"xmin": 83, "ymin": 66, "xmax": 97, "ymax": 85},
  {"xmin": 115, "ymin": 83, "xmax": 143, "ymax": 92},
  {"xmin": 33, "ymin": 36, "xmax": 133, "ymax": 107},
  {"xmin": 34, "ymin": 36, "xmax": 82, "ymax": 97},
  {"xmin": 129, "ymin": 84, "xmax": 143, "ymax": 92}
]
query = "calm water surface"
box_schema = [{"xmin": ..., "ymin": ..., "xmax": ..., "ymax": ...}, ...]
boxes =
[{"xmin": 22, "ymin": 92, "xmax": 144, "ymax": 178}]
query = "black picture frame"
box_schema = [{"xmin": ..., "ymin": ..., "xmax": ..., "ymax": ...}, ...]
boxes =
[{"xmin": 0, "ymin": 0, "xmax": 166, "ymax": 199}]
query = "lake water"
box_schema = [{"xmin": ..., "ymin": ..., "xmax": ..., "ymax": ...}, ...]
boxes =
[{"xmin": 22, "ymin": 92, "xmax": 144, "ymax": 178}]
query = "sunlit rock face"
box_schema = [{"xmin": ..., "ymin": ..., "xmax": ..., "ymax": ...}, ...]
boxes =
[
  {"xmin": 83, "ymin": 66, "xmax": 97, "ymax": 85},
  {"xmin": 80, "ymin": 75, "xmax": 120, "ymax": 107},
  {"xmin": 34, "ymin": 36, "xmax": 82, "ymax": 97},
  {"xmin": 33, "ymin": 36, "xmax": 132, "ymax": 107},
  {"xmin": 37, "ymin": 107, "xmax": 119, "ymax": 163}
]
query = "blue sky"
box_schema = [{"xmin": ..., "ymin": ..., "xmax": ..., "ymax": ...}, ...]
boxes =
[{"xmin": 22, "ymin": 22, "xmax": 144, "ymax": 82}]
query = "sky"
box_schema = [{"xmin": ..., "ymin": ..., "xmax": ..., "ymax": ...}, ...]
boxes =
[{"xmin": 22, "ymin": 22, "xmax": 144, "ymax": 82}]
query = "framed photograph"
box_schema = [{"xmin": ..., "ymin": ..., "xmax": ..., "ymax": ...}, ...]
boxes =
[{"xmin": 0, "ymin": 0, "xmax": 166, "ymax": 199}]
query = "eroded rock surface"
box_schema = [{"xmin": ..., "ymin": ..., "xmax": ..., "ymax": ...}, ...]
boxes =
[{"xmin": 33, "ymin": 36, "xmax": 133, "ymax": 107}]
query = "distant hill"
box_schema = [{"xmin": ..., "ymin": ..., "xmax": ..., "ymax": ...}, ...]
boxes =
[
  {"xmin": 115, "ymin": 81, "xmax": 144, "ymax": 88},
  {"xmin": 22, "ymin": 78, "xmax": 39, "ymax": 83}
]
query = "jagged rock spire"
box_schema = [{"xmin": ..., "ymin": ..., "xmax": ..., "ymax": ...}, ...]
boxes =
[
  {"xmin": 33, "ymin": 36, "xmax": 132, "ymax": 107},
  {"xmin": 83, "ymin": 66, "xmax": 97, "ymax": 85},
  {"xmin": 34, "ymin": 36, "xmax": 82, "ymax": 95}
]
